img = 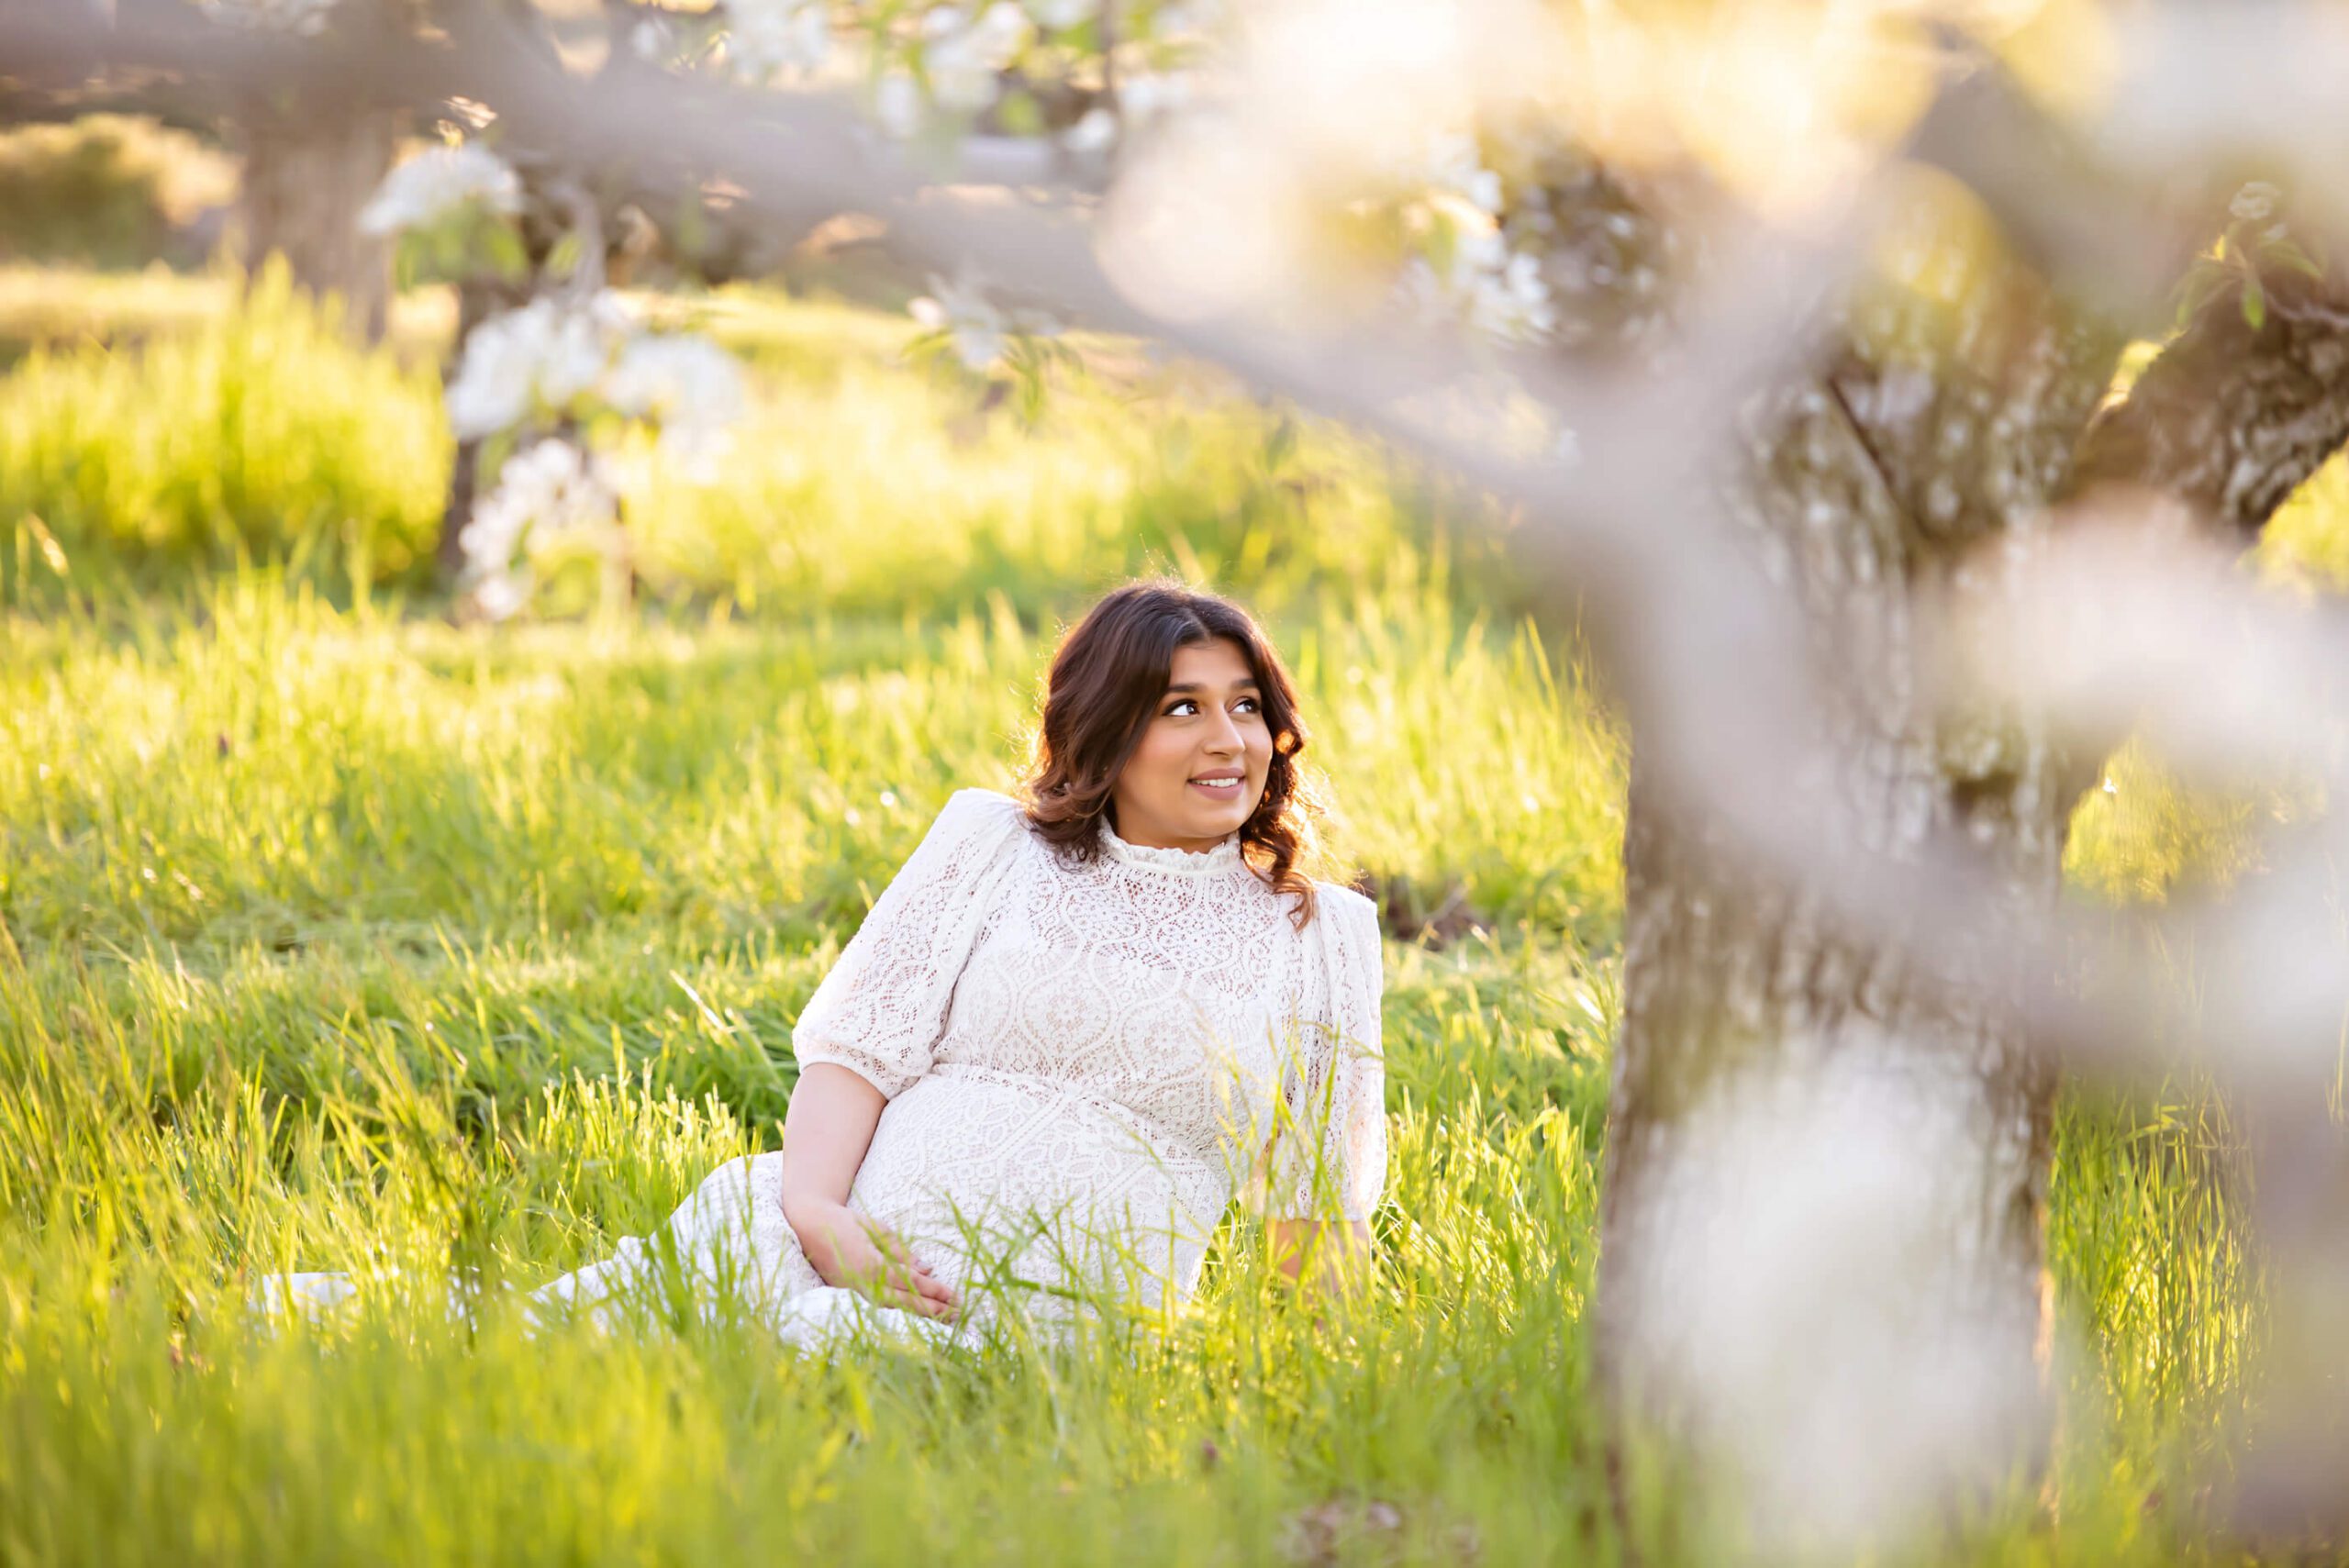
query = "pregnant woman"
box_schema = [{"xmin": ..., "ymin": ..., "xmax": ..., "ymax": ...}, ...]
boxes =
[{"xmin": 262, "ymin": 579, "xmax": 1386, "ymax": 1348}]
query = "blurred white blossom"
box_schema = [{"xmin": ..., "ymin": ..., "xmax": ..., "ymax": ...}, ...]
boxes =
[
  {"xmin": 1416, "ymin": 130, "xmax": 1504, "ymax": 214},
  {"xmin": 1615, "ymin": 1047, "xmax": 2046, "ymax": 1557},
  {"xmin": 1063, "ymin": 106, "xmax": 1119, "ymax": 155},
  {"xmin": 1027, "ymin": 0, "xmax": 1097, "ymax": 28},
  {"xmin": 459, "ymin": 438, "xmax": 621, "ymax": 619},
  {"xmin": 602, "ymin": 331, "xmax": 747, "ymax": 464},
  {"xmin": 197, "ymin": 0, "xmax": 340, "ymax": 34},
  {"xmin": 726, "ymin": 0, "xmax": 831, "ymax": 81},
  {"xmin": 1115, "ymin": 71, "xmax": 1193, "ymax": 130},
  {"xmin": 1152, "ymin": 0, "xmax": 1222, "ymax": 37},
  {"xmin": 629, "ymin": 15, "xmax": 675, "ymax": 61},
  {"xmin": 2231, "ymin": 179, "xmax": 2282, "ymax": 225},
  {"xmin": 358, "ymin": 143, "xmax": 524, "ymax": 237},
  {"xmin": 874, "ymin": 71, "xmax": 926, "ymax": 138},
  {"xmin": 471, "ymin": 569, "xmax": 533, "ymax": 624},
  {"xmin": 921, "ymin": 2, "xmax": 1033, "ymax": 115},
  {"xmin": 910, "ymin": 273, "xmax": 1008, "ymax": 371},
  {"xmin": 446, "ymin": 295, "xmax": 630, "ymax": 439},
  {"xmin": 1399, "ymin": 221, "xmax": 1553, "ymax": 342}
]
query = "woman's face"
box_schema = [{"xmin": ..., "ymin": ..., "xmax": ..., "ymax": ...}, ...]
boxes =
[{"xmin": 1108, "ymin": 637, "xmax": 1272, "ymax": 852}]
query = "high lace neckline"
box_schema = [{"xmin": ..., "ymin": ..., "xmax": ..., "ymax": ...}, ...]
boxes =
[{"xmin": 1097, "ymin": 814, "xmax": 1245, "ymax": 875}]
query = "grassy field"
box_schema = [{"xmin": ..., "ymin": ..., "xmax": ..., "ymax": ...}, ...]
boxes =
[{"xmin": 0, "ymin": 266, "xmax": 2323, "ymax": 1563}]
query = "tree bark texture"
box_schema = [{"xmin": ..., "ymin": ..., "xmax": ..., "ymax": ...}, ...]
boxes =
[{"xmin": 235, "ymin": 104, "xmax": 395, "ymax": 341}]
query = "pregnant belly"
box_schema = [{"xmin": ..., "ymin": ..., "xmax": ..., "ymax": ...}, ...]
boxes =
[{"xmin": 847, "ymin": 1072, "xmax": 1228, "ymax": 1309}]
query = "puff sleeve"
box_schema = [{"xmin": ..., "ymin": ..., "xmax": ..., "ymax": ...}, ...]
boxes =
[
  {"xmin": 790, "ymin": 787, "xmax": 1027, "ymax": 1100},
  {"xmin": 1263, "ymin": 884, "xmax": 1388, "ymax": 1221}
]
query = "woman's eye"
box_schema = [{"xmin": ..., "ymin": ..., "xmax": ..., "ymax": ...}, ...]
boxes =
[{"xmin": 1164, "ymin": 696, "xmax": 1262, "ymax": 717}]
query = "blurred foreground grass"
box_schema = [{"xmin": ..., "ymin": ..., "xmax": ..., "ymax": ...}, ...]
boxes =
[{"xmin": 0, "ymin": 264, "xmax": 2331, "ymax": 1563}]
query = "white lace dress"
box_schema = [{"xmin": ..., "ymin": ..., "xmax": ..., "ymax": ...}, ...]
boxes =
[{"xmin": 259, "ymin": 789, "xmax": 1386, "ymax": 1349}]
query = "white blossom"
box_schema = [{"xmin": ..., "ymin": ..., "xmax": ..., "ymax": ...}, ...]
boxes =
[
  {"xmin": 2231, "ymin": 180, "xmax": 2283, "ymax": 225},
  {"xmin": 1062, "ymin": 106, "xmax": 1119, "ymax": 154},
  {"xmin": 445, "ymin": 295, "xmax": 629, "ymax": 440},
  {"xmin": 1419, "ymin": 130, "xmax": 1504, "ymax": 215},
  {"xmin": 874, "ymin": 71, "xmax": 926, "ymax": 138},
  {"xmin": 459, "ymin": 438, "xmax": 620, "ymax": 595},
  {"xmin": 470, "ymin": 567, "xmax": 533, "ymax": 624},
  {"xmin": 601, "ymin": 331, "xmax": 747, "ymax": 463},
  {"xmin": 1027, "ymin": 0, "xmax": 1097, "ymax": 28},
  {"xmin": 1114, "ymin": 71, "xmax": 1192, "ymax": 129},
  {"xmin": 922, "ymin": 2, "xmax": 1032, "ymax": 115},
  {"xmin": 910, "ymin": 273, "xmax": 1008, "ymax": 372},
  {"xmin": 1152, "ymin": 0, "xmax": 1220, "ymax": 37},
  {"xmin": 629, "ymin": 16, "xmax": 675, "ymax": 61},
  {"xmin": 1399, "ymin": 223, "xmax": 1554, "ymax": 343},
  {"xmin": 358, "ymin": 143, "xmax": 523, "ymax": 237},
  {"xmin": 726, "ymin": 0, "xmax": 830, "ymax": 81},
  {"xmin": 196, "ymin": 0, "xmax": 340, "ymax": 35}
]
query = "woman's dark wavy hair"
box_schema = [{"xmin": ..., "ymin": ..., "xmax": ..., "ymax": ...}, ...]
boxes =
[{"xmin": 1021, "ymin": 578, "xmax": 1328, "ymax": 931}]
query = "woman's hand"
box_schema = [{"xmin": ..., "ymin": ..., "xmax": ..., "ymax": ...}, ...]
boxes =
[
  {"xmin": 1268, "ymin": 1218, "xmax": 1375, "ymax": 1314},
  {"xmin": 777, "ymin": 1062, "xmax": 955, "ymax": 1320},
  {"xmin": 787, "ymin": 1199, "xmax": 959, "ymax": 1322}
]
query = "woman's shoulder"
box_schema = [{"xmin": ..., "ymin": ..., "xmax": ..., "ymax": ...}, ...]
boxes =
[
  {"xmin": 1308, "ymin": 878, "xmax": 1381, "ymax": 940},
  {"xmin": 914, "ymin": 787, "xmax": 1035, "ymax": 863},
  {"xmin": 937, "ymin": 785, "xmax": 1027, "ymax": 825}
]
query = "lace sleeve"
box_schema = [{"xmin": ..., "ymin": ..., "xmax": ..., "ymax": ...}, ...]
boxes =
[
  {"xmin": 1264, "ymin": 884, "xmax": 1388, "ymax": 1221},
  {"xmin": 790, "ymin": 788, "xmax": 1026, "ymax": 1099}
]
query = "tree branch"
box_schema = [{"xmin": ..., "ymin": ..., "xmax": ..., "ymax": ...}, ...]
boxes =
[{"xmin": 2070, "ymin": 267, "xmax": 2349, "ymax": 542}]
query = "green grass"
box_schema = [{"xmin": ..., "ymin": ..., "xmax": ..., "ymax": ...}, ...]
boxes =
[
  {"xmin": 0, "ymin": 263, "xmax": 1535, "ymax": 628},
  {"xmin": 0, "ymin": 265, "xmax": 2331, "ymax": 1563},
  {"xmin": 0, "ymin": 571, "xmax": 2277, "ymax": 1566}
]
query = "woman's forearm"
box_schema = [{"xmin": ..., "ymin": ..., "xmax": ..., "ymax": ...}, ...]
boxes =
[{"xmin": 778, "ymin": 1062, "xmax": 887, "ymax": 1227}]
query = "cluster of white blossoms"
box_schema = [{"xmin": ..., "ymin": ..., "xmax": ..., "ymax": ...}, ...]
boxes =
[
  {"xmin": 873, "ymin": 1, "xmax": 1034, "ymax": 135},
  {"xmin": 909, "ymin": 274, "xmax": 1008, "ymax": 372},
  {"xmin": 1386, "ymin": 135, "xmax": 1554, "ymax": 344},
  {"xmin": 445, "ymin": 292, "xmax": 745, "ymax": 458},
  {"xmin": 1398, "ymin": 224, "xmax": 1556, "ymax": 342},
  {"xmin": 925, "ymin": 2, "xmax": 1035, "ymax": 112},
  {"xmin": 908, "ymin": 271, "xmax": 1064, "ymax": 373},
  {"xmin": 196, "ymin": 0, "xmax": 340, "ymax": 35},
  {"xmin": 357, "ymin": 143, "xmax": 524, "ymax": 238},
  {"xmin": 441, "ymin": 295, "xmax": 745, "ymax": 617},
  {"xmin": 1416, "ymin": 130, "xmax": 1504, "ymax": 217},
  {"xmin": 1025, "ymin": 0, "xmax": 1098, "ymax": 30},
  {"xmin": 723, "ymin": 0, "xmax": 830, "ymax": 82},
  {"xmin": 600, "ymin": 332, "xmax": 748, "ymax": 464},
  {"xmin": 460, "ymin": 439, "xmax": 621, "ymax": 622},
  {"xmin": 446, "ymin": 295, "xmax": 630, "ymax": 440}
]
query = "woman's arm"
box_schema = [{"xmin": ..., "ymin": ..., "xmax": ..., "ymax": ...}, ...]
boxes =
[
  {"xmin": 779, "ymin": 1063, "xmax": 956, "ymax": 1319},
  {"xmin": 1267, "ymin": 1218, "xmax": 1374, "ymax": 1305}
]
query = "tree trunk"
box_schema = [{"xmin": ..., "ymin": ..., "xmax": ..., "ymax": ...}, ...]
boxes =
[
  {"xmin": 1593, "ymin": 193, "xmax": 2349, "ymax": 1541},
  {"xmin": 236, "ymin": 106, "xmax": 396, "ymax": 341}
]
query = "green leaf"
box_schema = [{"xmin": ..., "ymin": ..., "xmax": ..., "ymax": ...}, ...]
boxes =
[
  {"xmin": 2173, "ymin": 261, "xmax": 2226, "ymax": 328},
  {"xmin": 2242, "ymin": 272, "xmax": 2267, "ymax": 331},
  {"xmin": 546, "ymin": 232, "xmax": 585, "ymax": 282},
  {"xmin": 484, "ymin": 225, "xmax": 530, "ymax": 284},
  {"xmin": 2264, "ymin": 236, "xmax": 2326, "ymax": 281}
]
